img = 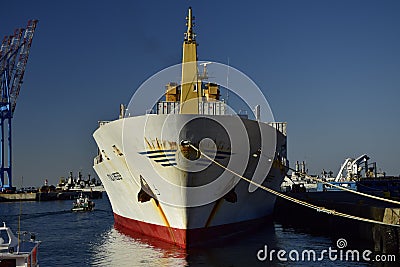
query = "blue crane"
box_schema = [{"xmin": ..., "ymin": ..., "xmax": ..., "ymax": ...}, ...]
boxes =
[{"xmin": 0, "ymin": 20, "xmax": 38, "ymax": 190}]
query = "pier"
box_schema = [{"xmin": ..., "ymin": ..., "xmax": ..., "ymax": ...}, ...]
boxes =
[
  {"xmin": 274, "ymin": 191, "xmax": 400, "ymax": 254},
  {"xmin": 0, "ymin": 190, "xmax": 103, "ymax": 202}
]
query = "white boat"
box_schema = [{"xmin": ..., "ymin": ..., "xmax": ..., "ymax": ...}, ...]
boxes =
[
  {"xmin": 93, "ymin": 7, "xmax": 288, "ymax": 248},
  {"xmin": 71, "ymin": 193, "xmax": 95, "ymax": 212},
  {"xmin": 0, "ymin": 222, "xmax": 40, "ymax": 267}
]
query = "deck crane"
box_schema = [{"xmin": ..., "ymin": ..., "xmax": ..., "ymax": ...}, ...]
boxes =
[{"xmin": 0, "ymin": 20, "xmax": 38, "ymax": 189}]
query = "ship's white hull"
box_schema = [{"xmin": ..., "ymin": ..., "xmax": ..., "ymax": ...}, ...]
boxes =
[{"xmin": 93, "ymin": 114, "xmax": 287, "ymax": 247}]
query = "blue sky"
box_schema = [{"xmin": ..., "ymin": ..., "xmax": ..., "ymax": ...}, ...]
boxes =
[{"xmin": 1, "ymin": 0, "xmax": 399, "ymax": 186}]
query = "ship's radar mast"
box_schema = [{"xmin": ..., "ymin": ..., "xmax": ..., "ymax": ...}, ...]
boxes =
[
  {"xmin": 185, "ymin": 7, "xmax": 196, "ymax": 43},
  {"xmin": 199, "ymin": 62, "xmax": 212, "ymax": 81},
  {"xmin": 180, "ymin": 7, "xmax": 200, "ymax": 114}
]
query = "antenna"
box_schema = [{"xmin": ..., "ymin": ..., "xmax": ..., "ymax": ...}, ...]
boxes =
[
  {"xmin": 198, "ymin": 61, "xmax": 212, "ymax": 80},
  {"xmin": 226, "ymin": 57, "xmax": 230, "ymax": 105},
  {"xmin": 185, "ymin": 7, "xmax": 195, "ymax": 43}
]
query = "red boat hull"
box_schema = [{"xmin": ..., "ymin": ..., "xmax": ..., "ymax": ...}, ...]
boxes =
[{"xmin": 114, "ymin": 212, "xmax": 271, "ymax": 248}]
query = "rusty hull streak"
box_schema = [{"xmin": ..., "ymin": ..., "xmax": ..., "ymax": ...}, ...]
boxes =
[
  {"xmin": 155, "ymin": 137, "xmax": 162, "ymax": 150},
  {"xmin": 144, "ymin": 137, "xmax": 153, "ymax": 150},
  {"xmin": 152, "ymin": 199, "xmax": 177, "ymax": 243},
  {"xmin": 205, "ymin": 198, "xmax": 224, "ymax": 228}
]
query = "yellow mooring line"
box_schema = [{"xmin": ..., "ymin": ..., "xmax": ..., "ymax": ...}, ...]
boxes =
[{"xmin": 188, "ymin": 144, "xmax": 400, "ymax": 228}]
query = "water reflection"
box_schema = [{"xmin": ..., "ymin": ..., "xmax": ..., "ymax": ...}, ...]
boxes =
[
  {"xmin": 91, "ymin": 227, "xmax": 188, "ymax": 266},
  {"xmin": 90, "ymin": 219, "xmax": 377, "ymax": 267},
  {"xmin": 90, "ymin": 220, "xmax": 279, "ymax": 267},
  {"xmin": 1, "ymin": 198, "xmax": 375, "ymax": 266}
]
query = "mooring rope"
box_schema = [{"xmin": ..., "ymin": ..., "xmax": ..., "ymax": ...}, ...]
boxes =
[
  {"xmin": 288, "ymin": 167, "xmax": 400, "ymax": 206},
  {"xmin": 188, "ymin": 144, "xmax": 400, "ymax": 228}
]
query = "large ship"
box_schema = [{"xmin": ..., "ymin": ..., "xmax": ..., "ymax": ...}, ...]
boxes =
[{"xmin": 93, "ymin": 7, "xmax": 288, "ymax": 248}]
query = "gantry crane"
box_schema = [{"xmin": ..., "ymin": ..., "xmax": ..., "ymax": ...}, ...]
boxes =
[{"xmin": 0, "ymin": 20, "xmax": 38, "ymax": 189}]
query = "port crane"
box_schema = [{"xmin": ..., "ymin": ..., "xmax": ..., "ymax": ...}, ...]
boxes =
[
  {"xmin": 0, "ymin": 20, "xmax": 38, "ymax": 189},
  {"xmin": 334, "ymin": 154, "xmax": 377, "ymax": 181}
]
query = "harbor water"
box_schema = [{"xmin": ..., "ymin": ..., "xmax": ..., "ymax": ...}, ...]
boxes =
[{"xmin": 0, "ymin": 195, "xmax": 392, "ymax": 266}]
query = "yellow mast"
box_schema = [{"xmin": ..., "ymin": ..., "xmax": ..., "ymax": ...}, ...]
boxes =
[{"xmin": 180, "ymin": 7, "xmax": 200, "ymax": 114}]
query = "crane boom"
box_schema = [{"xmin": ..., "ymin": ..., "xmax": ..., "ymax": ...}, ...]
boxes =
[
  {"xmin": 10, "ymin": 20, "xmax": 38, "ymax": 113},
  {"xmin": 7, "ymin": 29, "xmax": 24, "ymax": 85},
  {"xmin": 0, "ymin": 36, "xmax": 12, "ymax": 84}
]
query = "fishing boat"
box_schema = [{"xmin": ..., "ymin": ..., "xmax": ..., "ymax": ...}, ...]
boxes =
[
  {"xmin": 93, "ymin": 7, "xmax": 288, "ymax": 248},
  {"xmin": 0, "ymin": 222, "xmax": 40, "ymax": 267},
  {"xmin": 71, "ymin": 193, "xmax": 95, "ymax": 212}
]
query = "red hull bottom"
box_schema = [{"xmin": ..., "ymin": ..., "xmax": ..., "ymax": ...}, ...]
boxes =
[{"xmin": 114, "ymin": 213, "xmax": 272, "ymax": 248}]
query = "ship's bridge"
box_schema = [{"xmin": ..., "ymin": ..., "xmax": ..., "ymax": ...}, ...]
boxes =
[{"xmin": 157, "ymin": 100, "xmax": 226, "ymax": 116}]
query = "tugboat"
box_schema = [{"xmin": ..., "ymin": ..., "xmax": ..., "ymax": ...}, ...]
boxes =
[
  {"xmin": 0, "ymin": 222, "xmax": 40, "ymax": 267},
  {"xmin": 71, "ymin": 193, "xmax": 95, "ymax": 212}
]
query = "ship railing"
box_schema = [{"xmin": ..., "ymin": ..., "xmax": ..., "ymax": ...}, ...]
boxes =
[
  {"xmin": 156, "ymin": 101, "xmax": 227, "ymax": 115},
  {"xmin": 155, "ymin": 101, "xmax": 287, "ymax": 135},
  {"xmin": 98, "ymin": 120, "xmax": 110, "ymax": 127},
  {"xmin": 268, "ymin": 122, "xmax": 287, "ymax": 136}
]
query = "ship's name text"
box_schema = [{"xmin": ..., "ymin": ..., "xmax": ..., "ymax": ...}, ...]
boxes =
[{"xmin": 107, "ymin": 172, "xmax": 123, "ymax": 181}]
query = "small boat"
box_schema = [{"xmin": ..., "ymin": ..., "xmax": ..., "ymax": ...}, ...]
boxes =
[
  {"xmin": 71, "ymin": 193, "xmax": 95, "ymax": 212},
  {"xmin": 0, "ymin": 222, "xmax": 40, "ymax": 267}
]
